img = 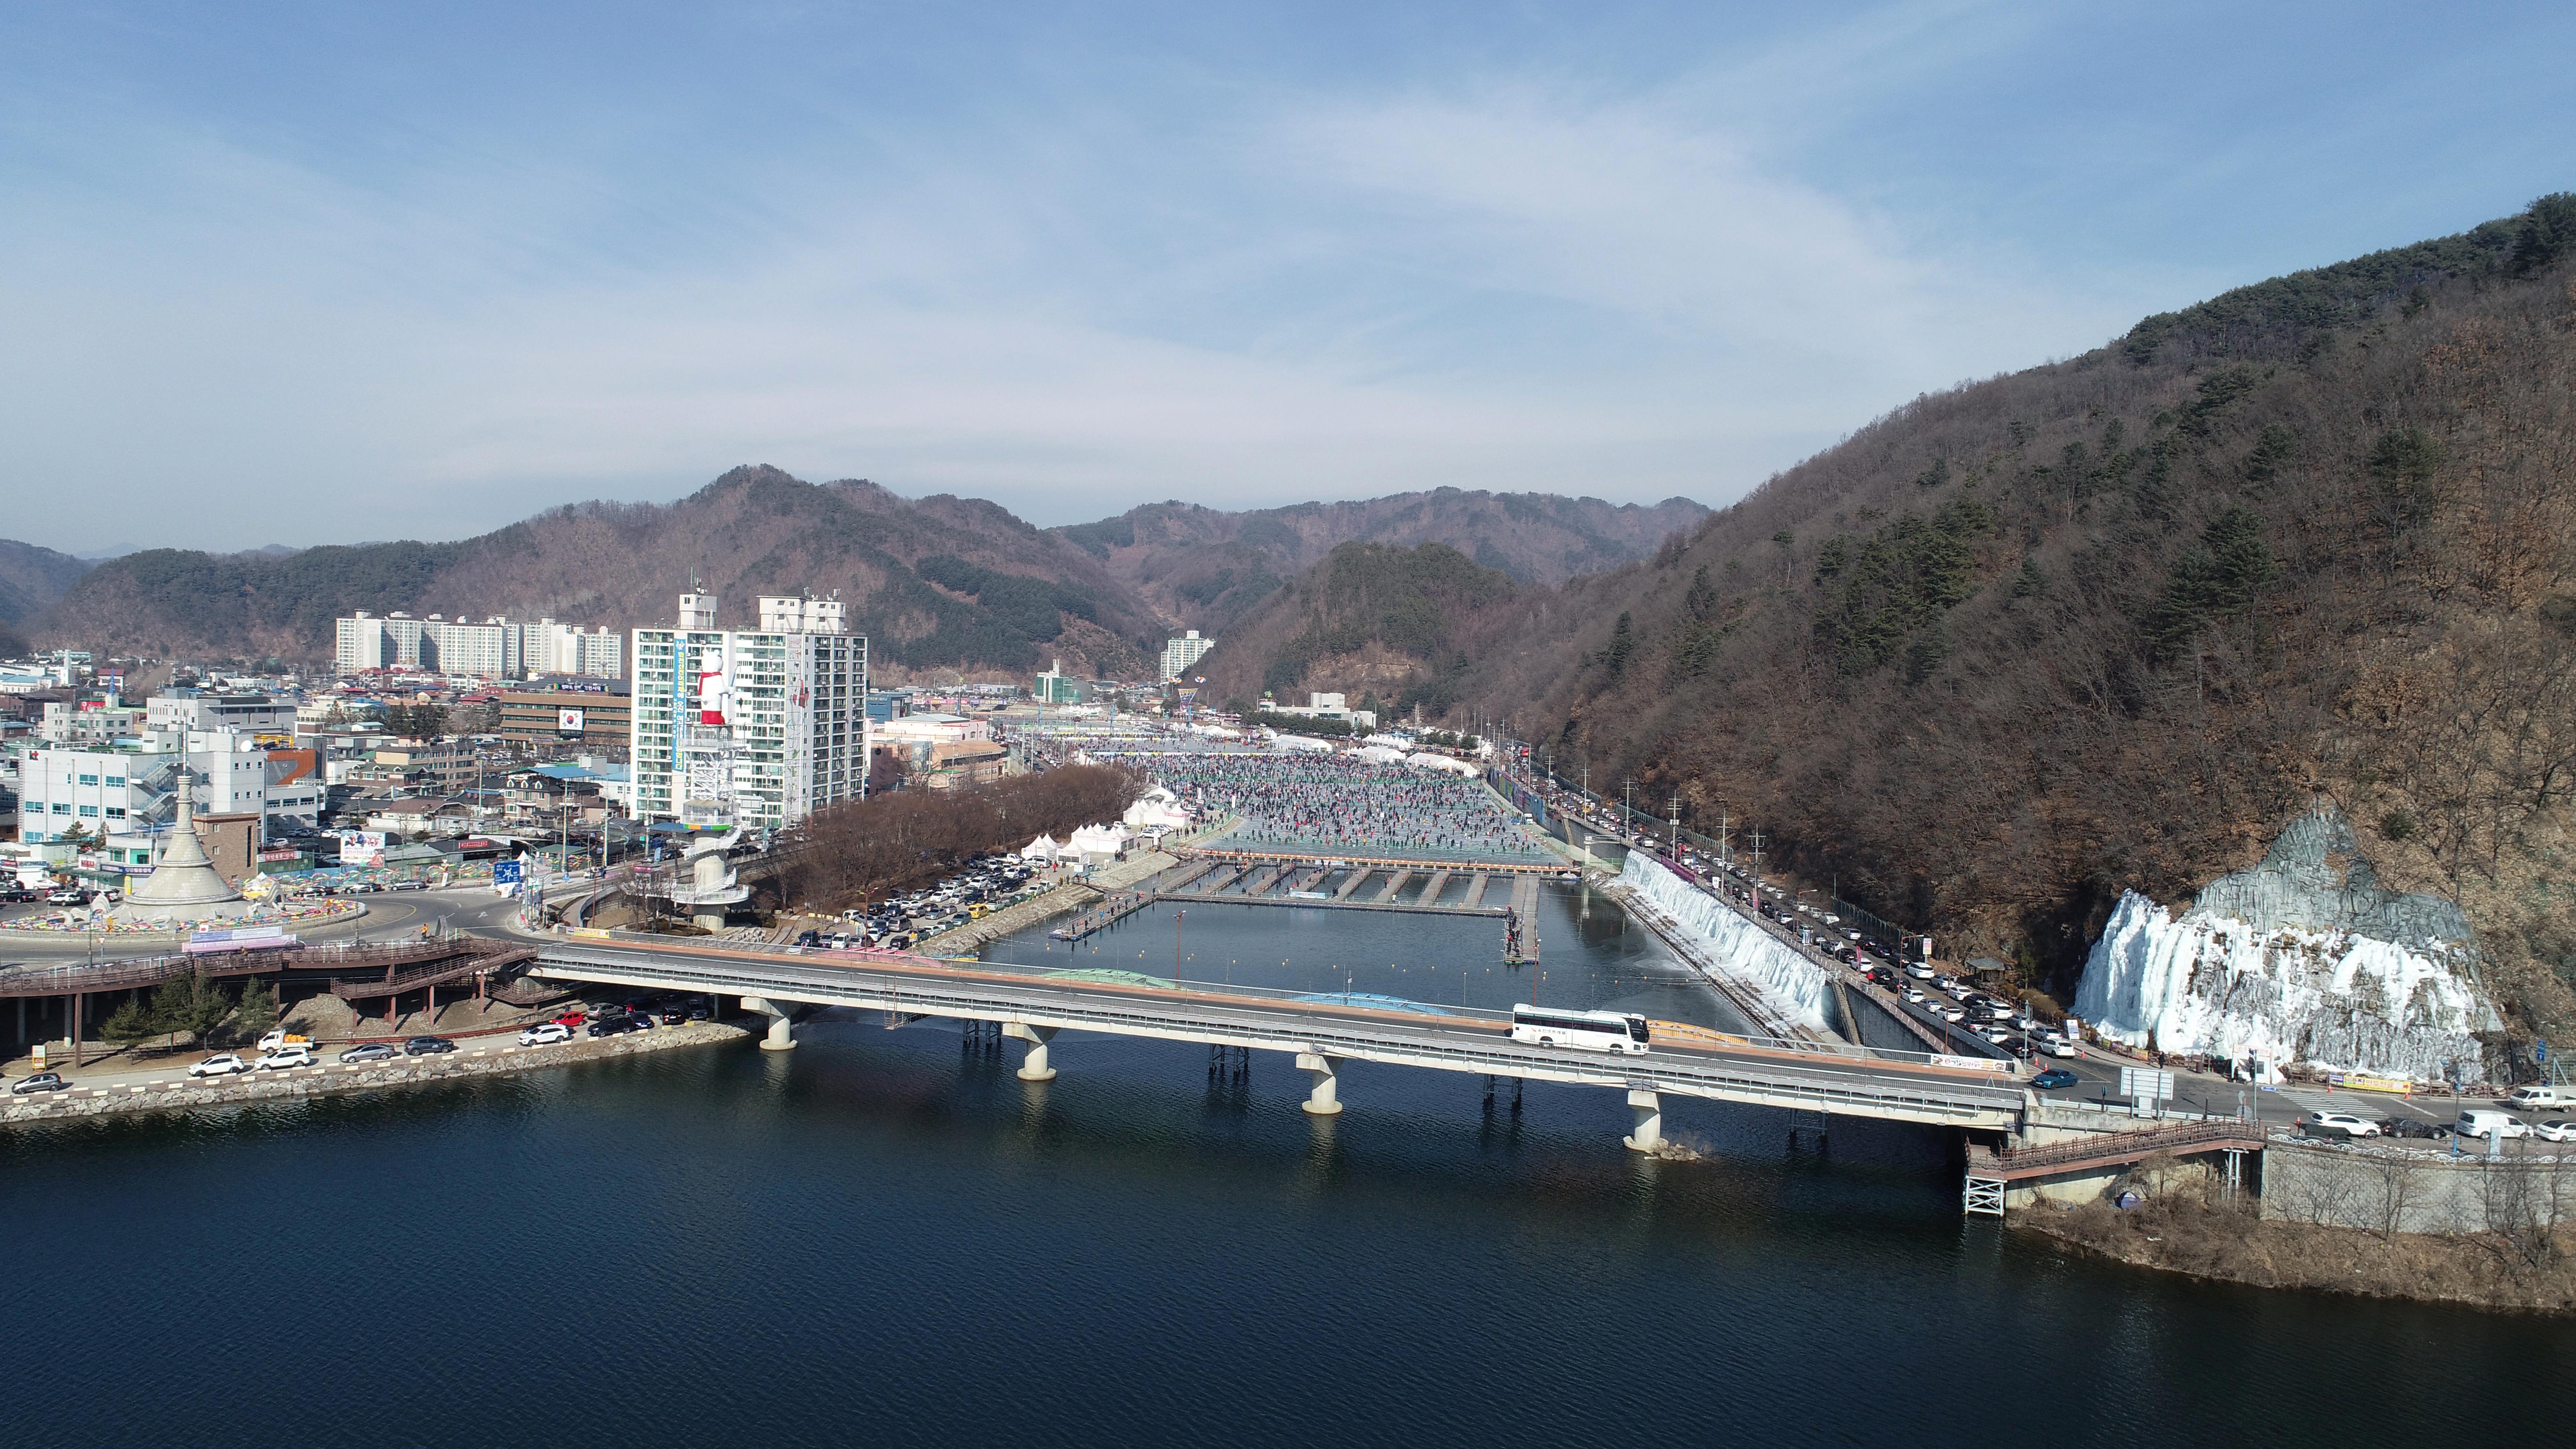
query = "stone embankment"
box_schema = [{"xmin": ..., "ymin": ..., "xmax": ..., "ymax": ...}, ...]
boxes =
[{"xmin": 1, "ymin": 1020, "xmax": 750, "ymax": 1126}]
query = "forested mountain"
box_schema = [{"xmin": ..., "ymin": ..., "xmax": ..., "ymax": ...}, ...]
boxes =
[
  {"xmin": 43, "ymin": 475, "xmax": 1707, "ymax": 677},
  {"xmin": 46, "ymin": 467, "xmax": 1160, "ymax": 678},
  {"xmin": 0, "ymin": 538, "xmax": 93, "ymax": 656},
  {"xmin": 1055, "ymin": 489, "xmax": 1705, "ymax": 637},
  {"xmin": 1189, "ymin": 542, "xmax": 1524, "ymax": 719},
  {"xmin": 1441, "ymin": 193, "xmax": 2576, "ymax": 1041}
]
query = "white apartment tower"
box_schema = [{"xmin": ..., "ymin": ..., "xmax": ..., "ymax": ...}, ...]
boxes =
[
  {"xmin": 1161, "ymin": 629, "xmax": 1215, "ymax": 680},
  {"xmin": 629, "ymin": 591, "xmax": 865, "ymax": 830}
]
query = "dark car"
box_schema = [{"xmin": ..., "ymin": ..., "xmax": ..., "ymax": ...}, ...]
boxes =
[
  {"xmin": 10, "ymin": 1071, "xmax": 69, "ymax": 1095},
  {"xmin": 660, "ymin": 1008, "xmax": 690, "ymax": 1025},
  {"xmin": 2031, "ymin": 1069, "xmax": 2081, "ymax": 1091},
  {"xmin": 338, "ymin": 1042, "xmax": 399, "ymax": 1063},
  {"xmin": 2386, "ymin": 1117, "xmax": 2452, "ymax": 1140},
  {"xmin": 587, "ymin": 1014, "xmax": 646, "ymax": 1038},
  {"xmin": 403, "ymin": 1036, "xmax": 457, "ymax": 1056},
  {"xmin": 391, "ymin": 878, "xmax": 430, "ymax": 892}
]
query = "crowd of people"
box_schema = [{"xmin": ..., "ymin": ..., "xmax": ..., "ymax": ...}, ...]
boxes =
[{"xmin": 1098, "ymin": 749, "xmax": 1545, "ymax": 861}]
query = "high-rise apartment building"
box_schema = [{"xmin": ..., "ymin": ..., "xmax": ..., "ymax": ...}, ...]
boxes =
[
  {"xmin": 1160, "ymin": 629, "xmax": 1215, "ymax": 680},
  {"xmin": 628, "ymin": 592, "xmax": 864, "ymax": 829},
  {"xmin": 335, "ymin": 612, "xmax": 623, "ymax": 680}
]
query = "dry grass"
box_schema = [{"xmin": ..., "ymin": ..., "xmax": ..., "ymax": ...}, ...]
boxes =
[{"xmin": 2020, "ymin": 1187, "xmax": 2576, "ymax": 1314}]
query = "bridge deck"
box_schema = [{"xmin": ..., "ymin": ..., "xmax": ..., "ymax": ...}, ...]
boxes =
[{"xmin": 531, "ymin": 937, "xmax": 2026, "ymax": 1130}]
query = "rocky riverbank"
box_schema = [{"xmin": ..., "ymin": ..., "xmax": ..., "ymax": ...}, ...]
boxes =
[
  {"xmin": 2016, "ymin": 1190, "xmax": 2576, "ymax": 1315},
  {"xmin": 1, "ymin": 1019, "xmax": 752, "ymax": 1126}
]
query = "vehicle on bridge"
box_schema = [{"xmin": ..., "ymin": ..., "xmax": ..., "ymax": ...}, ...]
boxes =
[{"xmin": 1510, "ymin": 1004, "xmax": 1648, "ymax": 1055}]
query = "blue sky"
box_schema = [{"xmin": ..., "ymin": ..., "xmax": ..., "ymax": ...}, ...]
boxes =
[{"xmin": 3, "ymin": 2, "xmax": 2569, "ymax": 553}]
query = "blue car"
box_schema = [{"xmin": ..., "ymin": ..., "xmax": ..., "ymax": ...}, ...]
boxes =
[{"xmin": 2031, "ymin": 1069, "xmax": 2080, "ymax": 1091}]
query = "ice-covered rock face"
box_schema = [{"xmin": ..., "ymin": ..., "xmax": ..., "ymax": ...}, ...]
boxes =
[
  {"xmin": 1617, "ymin": 853, "xmax": 1829, "ymax": 1031},
  {"xmin": 2073, "ymin": 809, "xmax": 2502, "ymax": 1085}
]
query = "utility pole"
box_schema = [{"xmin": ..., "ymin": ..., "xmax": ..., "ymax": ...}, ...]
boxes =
[
  {"xmin": 1747, "ymin": 828, "xmax": 1766, "ymax": 914},
  {"xmin": 1669, "ymin": 791, "xmax": 1682, "ymax": 856},
  {"xmin": 1716, "ymin": 807, "xmax": 1732, "ymax": 873},
  {"xmin": 1622, "ymin": 778, "xmax": 1636, "ymax": 833}
]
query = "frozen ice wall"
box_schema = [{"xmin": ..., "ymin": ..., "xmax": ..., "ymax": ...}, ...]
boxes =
[
  {"xmin": 1618, "ymin": 853, "xmax": 1829, "ymax": 1031},
  {"xmin": 2074, "ymin": 809, "xmax": 2501, "ymax": 1084}
]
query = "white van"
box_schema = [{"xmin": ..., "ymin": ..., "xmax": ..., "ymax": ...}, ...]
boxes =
[{"xmin": 2457, "ymin": 1110, "xmax": 2531, "ymax": 1141}]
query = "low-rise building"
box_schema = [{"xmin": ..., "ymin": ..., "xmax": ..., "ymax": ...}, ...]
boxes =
[{"xmin": 497, "ymin": 684, "xmax": 632, "ymax": 755}]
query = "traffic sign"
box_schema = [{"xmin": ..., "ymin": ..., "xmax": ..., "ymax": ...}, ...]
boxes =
[
  {"xmin": 493, "ymin": 860, "xmax": 524, "ymax": 885},
  {"xmin": 2536, "ymin": 1040, "xmax": 2549, "ymax": 1064}
]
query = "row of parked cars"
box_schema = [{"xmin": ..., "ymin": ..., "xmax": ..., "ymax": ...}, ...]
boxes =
[
  {"xmin": 517, "ymin": 997, "xmax": 707, "ymax": 1046},
  {"xmin": 819, "ymin": 860, "xmax": 1045, "ymax": 949},
  {"xmin": 1857, "ymin": 962, "xmax": 2079, "ymax": 1060},
  {"xmin": 2301, "ymin": 1108, "xmax": 2576, "ymax": 1143}
]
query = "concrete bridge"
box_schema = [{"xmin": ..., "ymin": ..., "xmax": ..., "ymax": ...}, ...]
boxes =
[{"xmin": 526, "ymin": 935, "xmax": 2029, "ymax": 1149}]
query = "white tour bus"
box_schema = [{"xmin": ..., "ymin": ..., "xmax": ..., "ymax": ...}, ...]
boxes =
[{"xmin": 1511, "ymin": 1004, "xmax": 1650, "ymax": 1055}]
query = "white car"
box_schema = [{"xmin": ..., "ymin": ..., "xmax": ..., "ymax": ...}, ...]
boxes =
[
  {"xmin": 2534, "ymin": 1119, "xmax": 2576, "ymax": 1143},
  {"xmin": 2301, "ymin": 1111, "xmax": 2380, "ymax": 1139},
  {"xmin": 187, "ymin": 1053, "xmax": 250, "ymax": 1078},
  {"xmin": 2044, "ymin": 1038, "xmax": 2077, "ymax": 1058},
  {"xmin": 1937, "ymin": 1006, "xmax": 1967, "ymax": 1023},
  {"xmin": 1905, "ymin": 964, "xmax": 1935, "ymax": 980},
  {"xmin": 256, "ymin": 1047, "xmax": 315, "ymax": 1071},
  {"xmin": 2505, "ymin": 1085, "xmax": 2564, "ymax": 1111},
  {"xmin": 519, "ymin": 1022, "xmax": 572, "ymax": 1046}
]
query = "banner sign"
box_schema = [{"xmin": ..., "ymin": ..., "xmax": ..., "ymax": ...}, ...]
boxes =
[
  {"xmin": 186, "ymin": 925, "xmax": 293, "ymax": 954},
  {"xmin": 338, "ymin": 830, "xmax": 386, "ymax": 865}
]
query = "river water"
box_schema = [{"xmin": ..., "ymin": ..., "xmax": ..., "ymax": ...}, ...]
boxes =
[{"xmin": 3, "ymin": 885, "xmax": 2564, "ymax": 1448}]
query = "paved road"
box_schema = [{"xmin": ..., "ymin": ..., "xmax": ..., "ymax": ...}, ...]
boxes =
[{"xmin": 0, "ymin": 885, "xmax": 524, "ymax": 958}]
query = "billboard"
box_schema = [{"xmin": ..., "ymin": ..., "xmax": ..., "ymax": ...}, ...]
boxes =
[
  {"xmin": 557, "ymin": 707, "xmax": 586, "ymax": 735},
  {"xmin": 338, "ymin": 829, "xmax": 386, "ymax": 866}
]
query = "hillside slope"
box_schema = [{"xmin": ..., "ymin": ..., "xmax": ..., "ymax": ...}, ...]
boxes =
[
  {"xmin": 1452, "ymin": 194, "xmax": 2576, "ymax": 1041},
  {"xmin": 1055, "ymin": 489, "xmax": 1705, "ymax": 637},
  {"xmin": 0, "ymin": 538, "xmax": 93, "ymax": 654},
  {"xmin": 44, "ymin": 467, "xmax": 1159, "ymax": 678},
  {"xmin": 1190, "ymin": 542, "xmax": 1523, "ymax": 718}
]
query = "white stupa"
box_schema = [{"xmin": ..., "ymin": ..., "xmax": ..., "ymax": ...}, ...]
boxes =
[{"xmin": 117, "ymin": 767, "xmax": 253, "ymax": 926}]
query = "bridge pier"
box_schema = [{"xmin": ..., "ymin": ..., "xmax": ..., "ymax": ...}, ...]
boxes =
[
  {"xmin": 1622, "ymin": 1089, "xmax": 1663, "ymax": 1152},
  {"xmin": 742, "ymin": 997, "xmax": 797, "ymax": 1051},
  {"xmin": 1296, "ymin": 1052, "xmax": 1344, "ymax": 1115},
  {"xmin": 1004, "ymin": 1022, "xmax": 1059, "ymax": 1081}
]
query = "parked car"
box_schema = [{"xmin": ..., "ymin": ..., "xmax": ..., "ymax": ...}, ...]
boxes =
[
  {"xmin": 2457, "ymin": 1110, "xmax": 2530, "ymax": 1140},
  {"xmin": 45, "ymin": 888, "xmax": 88, "ymax": 905},
  {"xmin": 2505, "ymin": 1085, "xmax": 2565, "ymax": 1111},
  {"xmin": 10, "ymin": 1071, "xmax": 69, "ymax": 1094},
  {"xmin": 519, "ymin": 1022, "xmax": 572, "ymax": 1046},
  {"xmin": 2387, "ymin": 1118, "xmax": 2453, "ymax": 1140},
  {"xmin": 257, "ymin": 1046, "xmax": 316, "ymax": 1071},
  {"xmin": 551, "ymin": 1009, "xmax": 588, "ymax": 1029},
  {"xmin": 2299, "ymin": 1111, "xmax": 2381, "ymax": 1139},
  {"xmin": 2042, "ymin": 1037, "xmax": 2077, "ymax": 1058},
  {"xmin": 2535, "ymin": 1119, "xmax": 2576, "ymax": 1143},
  {"xmin": 338, "ymin": 1042, "xmax": 398, "ymax": 1063},
  {"xmin": 187, "ymin": 1053, "xmax": 251, "ymax": 1078},
  {"xmin": 403, "ymin": 1036, "xmax": 457, "ymax": 1056},
  {"xmin": 2031, "ymin": 1068, "xmax": 2080, "ymax": 1090}
]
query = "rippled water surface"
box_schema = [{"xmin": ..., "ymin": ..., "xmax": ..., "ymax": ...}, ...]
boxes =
[{"xmin": 5, "ymin": 894, "xmax": 2566, "ymax": 1448}]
